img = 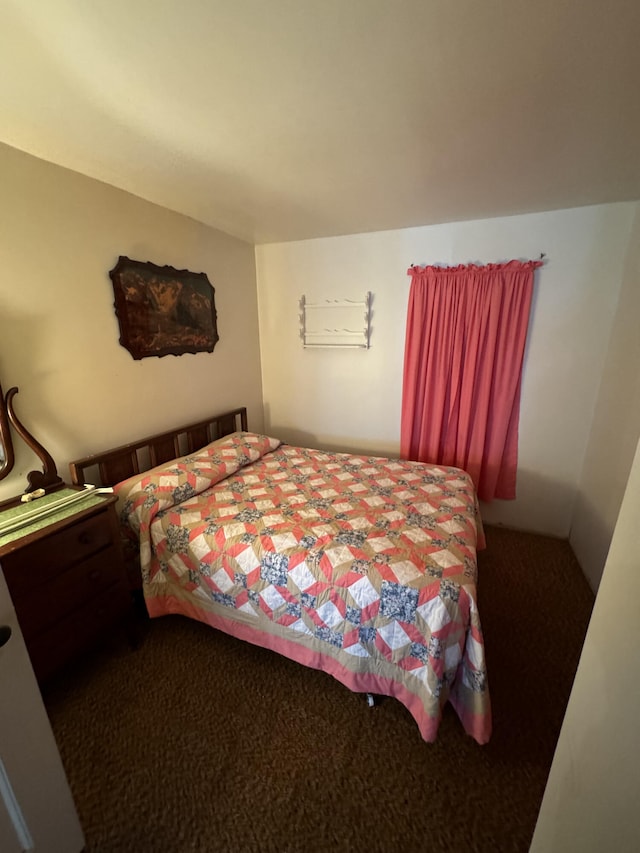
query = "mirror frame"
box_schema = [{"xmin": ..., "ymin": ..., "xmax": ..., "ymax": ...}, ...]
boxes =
[
  {"xmin": 0, "ymin": 384, "xmax": 63, "ymax": 493},
  {"xmin": 0, "ymin": 381, "xmax": 15, "ymax": 481}
]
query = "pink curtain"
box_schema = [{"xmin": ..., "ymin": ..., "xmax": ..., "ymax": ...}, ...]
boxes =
[{"xmin": 400, "ymin": 260, "xmax": 540, "ymax": 501}]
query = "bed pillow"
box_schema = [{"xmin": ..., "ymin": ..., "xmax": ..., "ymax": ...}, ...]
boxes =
[{"xmin": 115, "ymin": 431, "xmax": 281, "ymax": 537}]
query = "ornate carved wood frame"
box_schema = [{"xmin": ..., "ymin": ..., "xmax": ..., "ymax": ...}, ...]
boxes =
[
  {"xmin": 0, "ymin": 384, "xmax": 64, "ymax": 493},
  {"xmin": 109, "ymin": 256, "xmax": 219, "ymax": 360}
]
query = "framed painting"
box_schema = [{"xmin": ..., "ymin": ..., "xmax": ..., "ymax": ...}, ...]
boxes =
[{"xmin": 109, "ymin": 256, "xmax": 219, "ymax": 360}]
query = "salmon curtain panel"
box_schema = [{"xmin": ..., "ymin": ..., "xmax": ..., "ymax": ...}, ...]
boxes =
[{"xmin": 400, "ymin": 260, "xmax": 540, "ymax": 501}]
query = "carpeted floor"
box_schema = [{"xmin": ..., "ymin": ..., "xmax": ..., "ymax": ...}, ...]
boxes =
[{"xmin": 44, "ymin": 525, "xmax": 594, "ymax": 853}]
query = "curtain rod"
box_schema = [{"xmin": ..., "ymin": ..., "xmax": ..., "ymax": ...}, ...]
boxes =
[{"xmin": 410, "ymin": 253, "xmax": 546, "ymax": 267}]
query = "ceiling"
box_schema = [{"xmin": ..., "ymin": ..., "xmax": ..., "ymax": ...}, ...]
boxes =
[{"xmin": 1, "ymin": 0, "xmax": 639, "ymax": 244}]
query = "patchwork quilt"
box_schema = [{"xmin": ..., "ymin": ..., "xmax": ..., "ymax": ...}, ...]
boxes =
[{"xmin": 116, "ymin": 432, "xmax": 491, "ymax": 744}]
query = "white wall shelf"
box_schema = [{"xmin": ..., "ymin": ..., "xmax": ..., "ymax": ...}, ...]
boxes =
[{"xmin": 299, "ymin": 293, "xmax": 372, "ymax": 349}]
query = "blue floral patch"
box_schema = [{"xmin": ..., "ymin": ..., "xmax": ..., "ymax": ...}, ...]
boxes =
[
  {"xmin": 212, "ymin": 592, "xmax": 234, "ymax": 608},
  {"xmin": 234, "ymin": 572, "xmax": 247, "ymax": 588},
  {"xmin": 315, "ymin": 626, "xmax": 342, "ymax": 648},
  {"xmin": 428, "ymin": 636, "xmax": 443, "ymax": 659},
  {"xmin": 379, "ymin": 580, "xmax": 419, "ymax": 623},
  {"xmin": 301, "ymin": 592, "xmax": 316, "ymax": 609},
  {"xmin": 466, "ymin": 669, "xmax": 486, "ymax": 692},
  {"xmin": 165, "ymin": 524, "xmax": 190, "ymax": 554},
  {"xmin": 359, "ymin": 626, "xmax": 377, "ymax": 645},
  {"xmin": 260, "ymin": 552, "xmax": 289, "ymax": 586},
  {"xmin": 236, "ymin": 508, "xmax": 264, "ymax": 523},
  {"xmin": 307, "ymin": 498, "xmax": 333, "ymax": 510},
  {"xmin": 286, "ymin": 601, "xmax": 302, "ymax": 618},
  {"xmin": 440, "ymin": 579, "xmax": 460, "ymax": 602},
  {"xmin": 410, "ymin": 642, "xmax": 429, "ymax": 663},
  {"xmin": 345, "ymin": 606, "xmax": 361, "ymax": 625},
  {"xmin": 351, "ymin": 559, "xmax": 369, "ymax": 575},
  {"xmin": 173, "ymin": 483, "xmax": 196, "ymax": 504},
  {"xmin": 299, "ymin": 535, "xmax": 317, "ymax": 549},
  {"xmin": 335, "ymin": 531, "xmax": 367, "ymax": 548},
  {"xmin": 406, "ymin": 510, "xmax": 437, "ymax": 529}
]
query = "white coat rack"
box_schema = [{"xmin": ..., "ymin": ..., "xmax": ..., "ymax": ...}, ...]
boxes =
[{"xmin": 299, "ymin": 293, "xmax": 372, "ymax": 349}]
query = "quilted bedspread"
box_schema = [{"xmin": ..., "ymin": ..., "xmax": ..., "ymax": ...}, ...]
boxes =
[{"xmin": 116, "ymin": 432, "xmax": 491, "ymax": 744}]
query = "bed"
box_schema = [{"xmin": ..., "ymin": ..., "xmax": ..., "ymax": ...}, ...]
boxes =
[{"xmin": 70, "ymin": 407, "xmax": 491, "ymax": 744}]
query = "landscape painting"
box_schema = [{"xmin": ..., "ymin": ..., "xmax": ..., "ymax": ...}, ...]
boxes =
[{"xmin": 109, "ymin": 256, "xmax": 219, "ymax": 360}]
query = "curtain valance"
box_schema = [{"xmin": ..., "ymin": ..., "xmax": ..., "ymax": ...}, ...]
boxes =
[{"xmin": 407, "ymin": 259, "xmax": 543, "ymax": 276}]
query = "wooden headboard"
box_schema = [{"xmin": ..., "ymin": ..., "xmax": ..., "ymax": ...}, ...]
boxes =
[{"xmin": 69, "ymin": 407, "xmax": 248, "ymax": 488}]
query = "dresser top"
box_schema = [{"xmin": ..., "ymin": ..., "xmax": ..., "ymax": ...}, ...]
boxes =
[{"xmin": 0, "ymin": 488, "xmax": 117, "ymax": 556}]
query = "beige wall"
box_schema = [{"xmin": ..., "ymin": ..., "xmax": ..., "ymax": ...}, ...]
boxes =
[
  {"xmin": 255, "ymin": 203, "xmax": 635, "ymax": 538},
  {"xmin": 569, "ymin": 206, "xmax": 640, "ymax": 590},
  {"xmin": 0, "ymin": 143, "xmax": 263, "ymax": 502},
  {"xmin": 530, "ymin": 430, "xmax": 640, "ymax": 852}
]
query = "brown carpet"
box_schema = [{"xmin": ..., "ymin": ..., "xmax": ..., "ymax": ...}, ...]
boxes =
[{"xmin": 44, "ymin": 525, "xmax": 594, "ymax": 853}]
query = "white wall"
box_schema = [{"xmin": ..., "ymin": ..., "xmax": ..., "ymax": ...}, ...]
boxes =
[
  {"xmin": 0, "ymin": 143, "xmax": 263, "ymax": 502},
  {"xmin": 530, "ymin": 429, "xmax": 640, "ymax": 852},
  {"xmin": 569, "ymin": 206, "xmax": 640, "ymax": 590},
  {"xmin": 255, "ymin": 204, "xmax": 635, "ymax": 538}
]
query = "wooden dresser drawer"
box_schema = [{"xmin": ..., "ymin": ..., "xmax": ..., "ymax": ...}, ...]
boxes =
[
  {"xmin": 12, "ymin": 545, "xmax": 126, "ymax": 639},
  {"xmin": 27, "ymin": 581, "xmax": 132, "ymax": 684},
  {"xmin": 0, "ymin": 493, "xmax": 134, "ymax": 686},
  {"xmin": 2, "ymin": 512, "xmax": 113, "ymax": 593}
]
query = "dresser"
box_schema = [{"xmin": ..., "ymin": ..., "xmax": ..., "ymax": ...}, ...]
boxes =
[{"xmin": 0, "ymin": 491, "xmax": 133, "ymax": 685}]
